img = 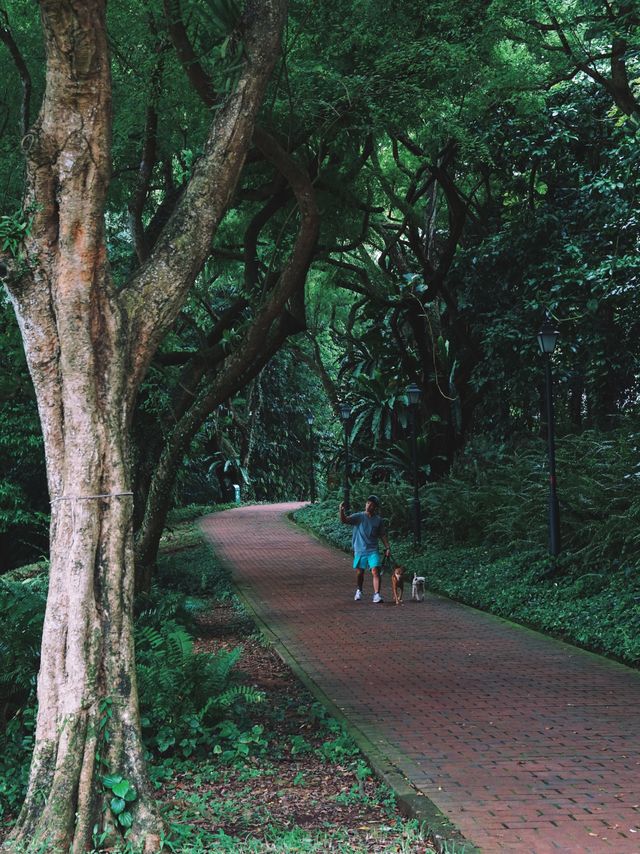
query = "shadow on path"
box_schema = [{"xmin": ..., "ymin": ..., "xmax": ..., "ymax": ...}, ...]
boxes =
[{"xmin": 200, "ymin": 503, "xmax": 640, "ymax": 853}]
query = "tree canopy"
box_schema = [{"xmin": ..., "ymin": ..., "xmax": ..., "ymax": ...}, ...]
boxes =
[{"xmin": 0, "ymin": 0, "xmax": 639, "ymax": 848}]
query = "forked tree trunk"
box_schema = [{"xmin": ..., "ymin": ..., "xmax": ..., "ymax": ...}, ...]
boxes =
[
  {"xmin": 1, "ymin": 0, "xmax": 286, "ymax": 850},
  {"xmin": 2, "ymin": 5, "xmax": 162, "ymax": 846},
  {"xmin": 133, "ymin": 329, "xmax": 285, "ymax": 587}
]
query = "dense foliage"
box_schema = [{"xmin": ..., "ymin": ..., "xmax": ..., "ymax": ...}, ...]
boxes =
[
  {"xmin": 0, "ymin": 298, "xmax": 47, "ymax": 570},
  {"xmin": 295, "ymin": 419, "xmax": 640, "ymax": 667},
  {"xmin": 1, "ymin": 0, "xmax": 639, "ymax": 573},
  {"xmin": 2, "ymin": 1, "xmax": 638, "ymax": 848}
]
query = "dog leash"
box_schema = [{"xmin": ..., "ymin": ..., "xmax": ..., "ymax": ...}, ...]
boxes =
[{"xmin": 380, "ymin": 552, "xmax": 393, "ymax": 575}]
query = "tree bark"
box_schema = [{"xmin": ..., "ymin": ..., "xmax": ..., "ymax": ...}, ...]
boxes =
[{"xmin": 1, "ymin": 0, "xmax": 287, "ymax": 850}]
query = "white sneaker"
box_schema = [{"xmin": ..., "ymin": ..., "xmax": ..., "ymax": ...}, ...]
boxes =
[
  {"xmin": 354, "ymin": 589, "xmax": 362, "ymax": 601},
  {"xmin": 373, "ymin": 593, "xmax": 383, "ymax": 604}
]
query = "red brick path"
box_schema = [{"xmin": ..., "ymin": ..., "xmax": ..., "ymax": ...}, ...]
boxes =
[{"xmin": 200, "ymin": 503, "xmax": 640, "ymax": 853}]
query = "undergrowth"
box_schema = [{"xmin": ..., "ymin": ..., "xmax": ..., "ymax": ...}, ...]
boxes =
[
  {"xmin": 0, "ymin": 506, "xmax": 249, "ymax": 824},
  {"xmin": 0, "ymin": 505, "xmax": 437, "ymax": 852},
  {"xmin": 295, "ymin": 424, "xmax": 640, "ymax": 668}
]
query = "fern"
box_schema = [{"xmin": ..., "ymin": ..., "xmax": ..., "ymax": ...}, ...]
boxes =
[
  {"xmin": 135, "ymin": 616, "xmax": 251, "ymax": 758},
  {"xmin": 135, "ymin": 624, "xmax": 164, "ymax": 651},
  {"xmin": 0, "ymin": 578, "xmax": 44, "ymax": 817},
  {"xmin": 422, "ymin": 425, "xmax": 640, "ymax": 569},
  {"xmin": 207, "ymin": 684, "xmax": 264, "ymax": 711}
]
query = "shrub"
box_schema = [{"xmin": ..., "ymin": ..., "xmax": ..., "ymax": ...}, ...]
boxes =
[
  {"xmin": 0, "ymin": 576, "xmax": 46, "ymax": 724},
  {"xmin": 136, "ymin": 619, "xmax": 263, "ymax": 758},
  {"xmin": 156, "ymin": 540, "xmax": 232, "ymax": 596},
  {"xmin": 0, "ymin": 708, "xmax": 34, "ymax": 820},
  {"xmin": 423, "ymin": 425, "xmax": 640, "ymax": 571},
  {"xmin": 166, "ymin": 503, "xmax": 235, "ymax": 527}
]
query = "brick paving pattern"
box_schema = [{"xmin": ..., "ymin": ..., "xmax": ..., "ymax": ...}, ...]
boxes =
[{"xmin": 200, "ymin": 503, "xmax": 640, "ymax": 853}]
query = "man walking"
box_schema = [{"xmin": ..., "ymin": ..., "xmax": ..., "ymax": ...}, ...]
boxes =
[{"xmin": 340, "ymin": 495, "xmax": 391, "ymax": 603}]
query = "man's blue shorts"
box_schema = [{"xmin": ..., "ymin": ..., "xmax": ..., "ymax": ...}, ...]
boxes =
[{"xmin": 353, "ymin": 552, "xmax": 382, "ymax": 570}]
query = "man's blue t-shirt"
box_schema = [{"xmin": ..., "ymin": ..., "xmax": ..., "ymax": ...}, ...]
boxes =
[{"xmin": 347, "ymin": 511, "xmax": 385, "ymax": 556}]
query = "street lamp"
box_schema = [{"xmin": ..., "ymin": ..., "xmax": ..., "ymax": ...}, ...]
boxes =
[
  {"xmin": 338, "ymin": 402, "xmax": 351, "ymax": 511},
  {"xmin": 306, "ymin": 412, "xmax": 316, "ymax": 503},
  {"xmin": 406, "ymin": 383, "xmax": 422, "ymax": 545},
  {"xmin": 537, "ymin": 316, "xmax": 561, "ymax": 557}
]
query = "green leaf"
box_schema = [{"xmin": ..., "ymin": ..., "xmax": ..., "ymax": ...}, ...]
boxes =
[
  {"xmin": 111, "ymin": 780, "xmax": 132, "ymax": 799},
  {"xmin": 102, "ymin": 774, "xmax": 123, "ymax": 789},
  {"xmin": 118, "ymin": 810, "xmax": 133, "ymax": 828},
  {"xmin": 110, "ymin": 796, "xmax": 126, "ymax": 816},
  {"xmin": 157, "ymin": 732, "xmax": 176, "ymax": 753},
  {"xmin": 123, "ymin": 785, "xmax": 138, "ymax": 802}
]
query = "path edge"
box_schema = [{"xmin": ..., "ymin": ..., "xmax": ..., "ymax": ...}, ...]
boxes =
[{"xmin": 200, "ymin": 517, "xmax": 479, "ymax": 854}]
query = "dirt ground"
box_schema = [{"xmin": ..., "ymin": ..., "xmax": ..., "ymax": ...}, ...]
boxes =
[
  {"xmin": 161, "ymin": 600, "xmax": 438, "ymax": 852},
  {"xmin": 0, "ymin": 598, "xmax": 436, "ymax": 853}
]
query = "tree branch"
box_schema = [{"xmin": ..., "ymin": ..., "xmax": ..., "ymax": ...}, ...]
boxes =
[
  {"xmin": 0, "ymin": 7, "xmax": 31, "ymax": 137},
  {"xmin": 123, "ymin": 0, "xmax": 288, "ymax": 401},
  {"xmin": 128, "ymin": 45, "xmax": 166, "ymax": 263},
  {"xmin": 243, "ymin": 180, "xmax": 288, "ymax": 290},
  {"xmin": 162, "ymin": 0, "xmax": 219, "ymax": 107}
]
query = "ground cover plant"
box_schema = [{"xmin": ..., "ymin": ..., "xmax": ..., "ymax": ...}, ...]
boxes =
[
  {"xmin": 0, "ymin": 506, "xmax": 437, "ymax": 852},
  {"xmin": 295, "ymin": 426, "xmax": 640, "ymax": 669}
]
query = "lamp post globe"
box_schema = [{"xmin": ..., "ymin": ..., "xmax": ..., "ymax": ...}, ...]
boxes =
[
  {"xmin": 407, "ymin": 382, "xmax": 422, "ymax": 406},
  {"xmin": 538, "ymin": 316, "xmax": 561, "ymax": 558},
  {"xmin": 537, "ymin": 318, "xmax": 560, "ymax": 355},
  {"xmin": 406, "ymin": 383, "xmax": 422, "ymax": 545}
]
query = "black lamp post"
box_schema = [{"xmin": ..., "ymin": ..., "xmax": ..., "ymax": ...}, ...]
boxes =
[
  {"xmin": 306, "ymin": 412, "xmax": 316, "ymax": 503},
  {"xmin": 338, "ymin": 402, "xmax": 351, "ymax": 511},
  {"xmin": 406, "ymin": 383, "xmax": 422, "ymax": 545},
  {"xmin": 537, "ymin": 317, "xmax": 561, "ymax": 557}
]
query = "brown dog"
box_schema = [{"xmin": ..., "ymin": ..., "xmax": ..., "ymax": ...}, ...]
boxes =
[{"xmin": 391, "ymin": 565, "xmax": 405, "ymax": 605}]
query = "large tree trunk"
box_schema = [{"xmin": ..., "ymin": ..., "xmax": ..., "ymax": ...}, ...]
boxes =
[
  {"xmin": 1, "ymin": 0, "xmax": 286, "ymax": 850},
  {"xmin": 14, "ymin": 427, "xmax": 158, "ymax": 852}
]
